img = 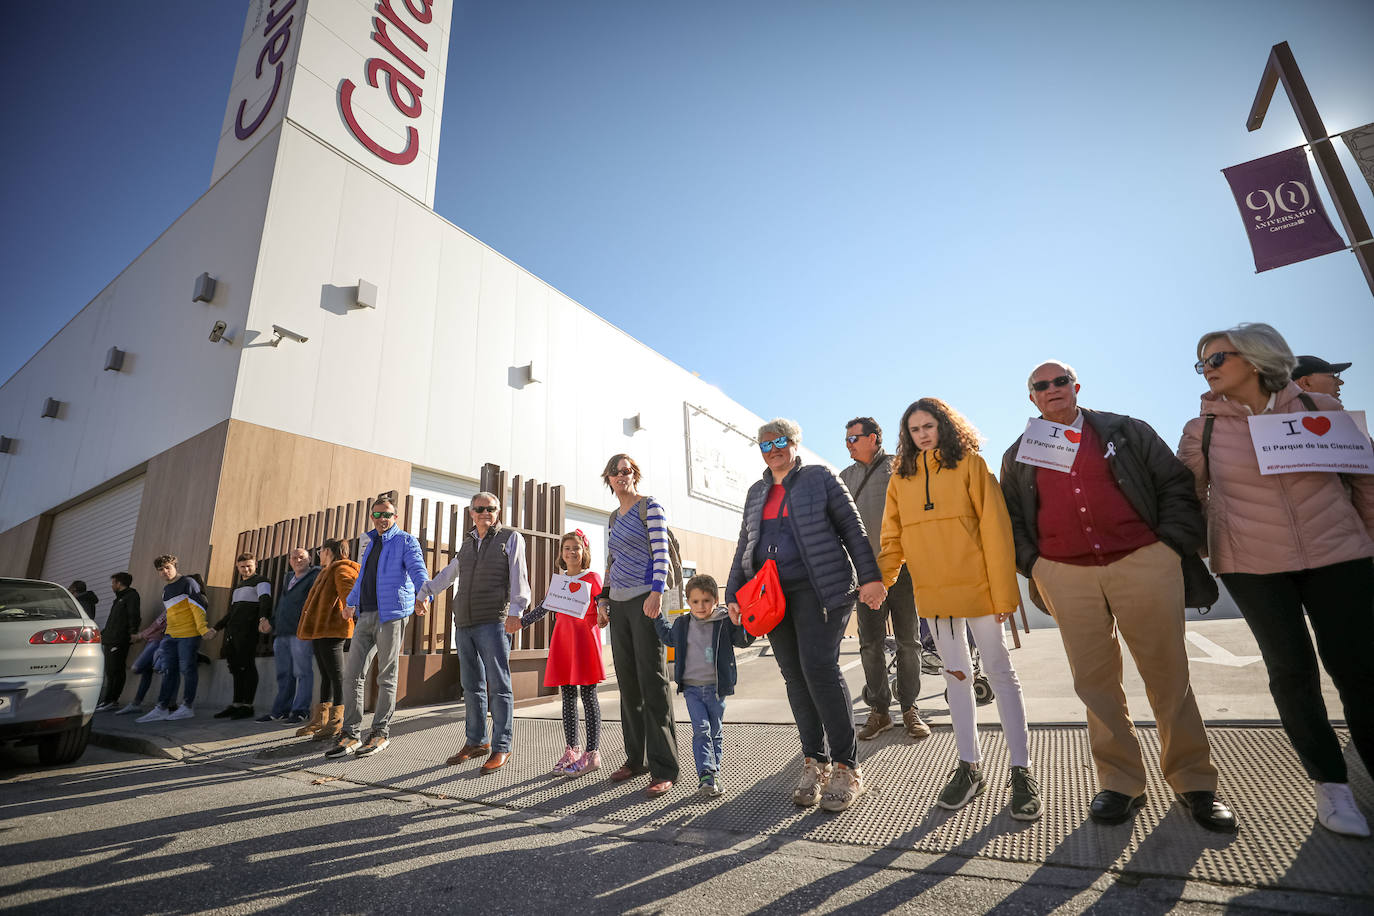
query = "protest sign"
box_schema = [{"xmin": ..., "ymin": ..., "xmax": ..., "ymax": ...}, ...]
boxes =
[
  {"xmin": 543, "ymin": 573, "xmax": 592, "ymax": 617},
  {"xmin": 1014, "ymin": 417, "xmax": 1083, "ymax": 473},
  {"xmin": 1247, "ymin": 410, "xmax": 1374, "ymax": 475}
]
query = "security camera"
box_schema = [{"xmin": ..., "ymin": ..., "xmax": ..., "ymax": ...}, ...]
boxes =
[
  {"xmin": 208, "ymin": 321, "xmax": 234, "ymax": 345},
  {"xmin": 270, "ymin": 324, "xmax": 309, "ymax": 346}
]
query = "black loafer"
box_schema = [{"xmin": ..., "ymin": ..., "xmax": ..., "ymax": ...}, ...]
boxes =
[
  {"xmin": 1090, "ymin": 790, "xmax": 1147, "ymax": 825},
  {"xmin": 1175, "ymin": 791, "xmax": 1238, "ymax": 834}
]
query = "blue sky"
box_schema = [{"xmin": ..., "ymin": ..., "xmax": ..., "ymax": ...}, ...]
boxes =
[{"xmin": 3, "ymin": 1, "xmax": 1372, "ymax": 470}]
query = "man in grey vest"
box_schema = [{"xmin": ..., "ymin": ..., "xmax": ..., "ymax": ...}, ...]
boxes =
[
  {"xmin": 839, "ymin": 417, "xmax": 930, "ymax": 741},
  {"xmin": 418, "ymin": 491, "xmax": 531, "ymax": 772}
]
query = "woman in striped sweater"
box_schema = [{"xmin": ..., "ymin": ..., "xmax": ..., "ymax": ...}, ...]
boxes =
[{"xmin": 595, "ymin": 453, "xmax": 679, "ymax": 798}]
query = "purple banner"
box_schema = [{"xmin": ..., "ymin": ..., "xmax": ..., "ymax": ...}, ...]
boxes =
[{"xmin": 1222, "ymin": 146, "xmax": 1346, "ymax": 272}]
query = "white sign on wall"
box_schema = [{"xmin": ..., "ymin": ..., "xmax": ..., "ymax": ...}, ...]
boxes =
[
  {"xmin": 1247, "ymin": 411, "xmax": 1374, "ymax": 475},
  {"xmin": 212, "ymin": 0, "xmax": 452, "ymax": 207},
  {"xmin": 685, "ymin": 403, "xmax": 756, "ymax": 511}
]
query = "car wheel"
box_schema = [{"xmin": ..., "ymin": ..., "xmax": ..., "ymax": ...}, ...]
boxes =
[{"xmin": 37, "ymin": 720, "xmax": 92, "ymax": 765}]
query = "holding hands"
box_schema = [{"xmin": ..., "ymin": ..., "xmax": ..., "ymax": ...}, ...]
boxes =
[
  {"xmin": 642, "ymin": 591, "xmax": 662, "ymax": 619},
  {"xmin": 257, "ymin": 618, "xmax": 272, "ymax": 635},
  {"xmin": 504, "ymin": 616, "xmax": 522, "ymax": 635},
  {"xmin": 858, "ymin": 581, "xmax": 887, "ymax": 610},
  {"xmin": 727, "ymin": 602, "xmax": 742, "ymax": 626}
]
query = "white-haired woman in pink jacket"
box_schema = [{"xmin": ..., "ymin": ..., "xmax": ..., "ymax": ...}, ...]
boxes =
[{"xmin": 1178, "ymin": 322, "xmax": 1374, "ymax": 838}]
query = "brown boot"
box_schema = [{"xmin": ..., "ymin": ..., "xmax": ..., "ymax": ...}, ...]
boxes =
[
  {"xmin": 296, "ymin": 703, "xmax": 328, "ymax": 738},
  {"xmin": 312, "ymin": 703, "xmax": 344, "ymax": 741}
]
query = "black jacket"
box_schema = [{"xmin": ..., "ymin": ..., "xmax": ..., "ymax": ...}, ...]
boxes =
[
  {"xmin": 103, "ymin": 587, "xmax": 141, "ymax": 646},
  {"xmin": 652, "ymin": 609, "xmax": 756, "ymax": 697},
  {"xmin": 999, "ymin": 409, "xmax": 1205, "ymax": 580},
  {"xmin": 726, "ymin": 459, "xmax": 880, "ymax": 617}
]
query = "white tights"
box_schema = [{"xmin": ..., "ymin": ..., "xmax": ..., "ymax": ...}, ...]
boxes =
[{"xmin": 930, "ymin": 615, "xmax": 1029, "ymax": 769}]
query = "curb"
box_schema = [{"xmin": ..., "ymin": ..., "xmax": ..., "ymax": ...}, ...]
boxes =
[{"xmin": 90, "ymin": 729, "xmax": 182, "ymax": 761}]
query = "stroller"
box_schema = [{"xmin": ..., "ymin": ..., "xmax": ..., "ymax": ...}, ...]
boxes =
[{"xmin": 861, "ymin": 618, "xmax": 995, "ymax": 707}]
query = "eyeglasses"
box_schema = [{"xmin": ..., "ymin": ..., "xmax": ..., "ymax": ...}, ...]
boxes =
[
  {"xmin": 470, "ymin": 506, "xmax": 498, "ymax": 514},
  {"xmin": 759, "ymin": 436, "xmax": 791, "ymax": 453},
  {"xmin": 610, "ymin": 468, "xmax": 635, "ymax": 477},
  {"xmin": 1031, "ymin": 375, "xmax": 1074, "ymax": 392},
  {"xmin": 371, "ymin": 511, "xmax": 395, "ymax": 519},
  {"xmin": 845, "ymin": 434, "xmax": 871, "ymax": 444},
  {"xmin": 1194, "ymin": 351, "xmax": 1242, "ymax": 374}
]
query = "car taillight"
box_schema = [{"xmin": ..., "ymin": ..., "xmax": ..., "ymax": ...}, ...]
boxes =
[{"xmin": 29, "ymin": 627, "xmax": 101, "ymax": 645}]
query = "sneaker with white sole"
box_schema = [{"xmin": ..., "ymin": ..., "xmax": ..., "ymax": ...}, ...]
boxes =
[
  {"xmin": 857, "ymin": 710, "xmax": 892, "ymax": 741},
  {"xmin": 325, "ymin": 735, "xmax": 362, "ymax": 758},
  {"xmin": 115, "ymin": 702, "xmax": 143, "ymax": 716},
  {"xmin": 566, "ymin": 750, "xmax": 600, "ymax": 777},
  {"xmin": 553, "ymin": 745, "xmax": 580, "ymax": 774},
  {"xmin": 937, "ymin": 760, "xmax": 986, "ymax": 810},
  {"xmin": 1316, "ymin": 782, "xmax": 1371, "ymax": 837},
  {"xmin": 136, "ymin": 706, "xmax": 172, "ymax": 723},
  {"xmin": 167, "ymin": 706, "xmax": 195, "ymax": 721},
  {"xmin": 1008, "ymin": 766, "xmax": 1042, "ymax": 821},
  {"xmin": 820, "ymin": 763, "xmax": 868, "ymax": 812},
  {"xmin": 354, "ymin": 733, "xmax": 390, "ymax": 758},
  {"xmin": 793, "ymin": 757, "xmax": 831, "ymax": 807},
  {"xmin": 698, "ymin": 772, "xmax": 724, "ymax": 797}
]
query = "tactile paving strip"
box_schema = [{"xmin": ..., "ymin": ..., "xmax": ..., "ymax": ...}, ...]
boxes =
[{"xmin": 194, "ymin": 715, "xmax": 1373, "ymax": 896}]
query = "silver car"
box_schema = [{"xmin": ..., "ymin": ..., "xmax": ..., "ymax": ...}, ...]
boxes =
[{"xmin": 0, "ymin": 578, "xmax": 104, "ymax": 764}]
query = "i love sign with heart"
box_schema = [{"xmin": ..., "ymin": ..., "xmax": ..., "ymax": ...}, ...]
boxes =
[
  {"xmin": 1246, "ymin": 410, "xmax": 1374, "ymax": 476},
  {"xmin": 1014, "ymin": 417, "xmax": 1083, "ymax": 473}
]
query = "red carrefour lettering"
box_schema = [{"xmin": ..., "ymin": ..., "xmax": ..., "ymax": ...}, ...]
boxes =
[
  {"xmin": 339, "ymin": 79, "xmax": 419, "ymax": 164},
  {"xmin": 377, "ymin": 0, "xmax": 428, "ymax": 52},
  {"xmin": 366, "ymin": 58, "xmax": 423, "ymax": 118},
  {"xmin": 371, "ymin": 17, "xmax": 426, "ymax": 79},
  {"xmin": 234, "ymin": 2, "xmax": 296, "ymax": 141},
  {"xmin": 404, "ymin": 0, "xmax": 433, "ymax": 23}
]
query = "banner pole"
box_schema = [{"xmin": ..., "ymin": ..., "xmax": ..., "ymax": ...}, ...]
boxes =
[{"xmin": 1248, "ymin": 41, "xmax": 1374, "ymax": 297}]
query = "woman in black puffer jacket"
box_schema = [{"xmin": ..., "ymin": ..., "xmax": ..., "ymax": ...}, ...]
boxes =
[{"xmin": 726, "ymin": 418, "xmax": 886, "ymax": 813}]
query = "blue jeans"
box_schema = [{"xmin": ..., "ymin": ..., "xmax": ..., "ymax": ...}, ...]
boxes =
[
  {"xmin": 455, "ymin": 621, "xmax": 514, "ymax": 753},
  {"xmin": 270, "ymin": 635, "xmax": 315, "ymax": 716},
  {"xmin": 156, "ymin": 635, "xmax": 202, "ymax": 708},
  {"xmin": 683, "ymin": 684, "xmax": 726, "ymax": 775},
  {"xmin": 131, "ymin": 638, "xmax": 164, "ymax": 704}
]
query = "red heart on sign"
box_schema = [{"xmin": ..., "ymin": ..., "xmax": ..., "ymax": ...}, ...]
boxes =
[
  {"xmin": 1063, "ymin": 429, "xmax": 1081, "ymax": 444},
  {"xmin": 568, "ymin": 581, "xmax": 582, "ymax": 593},
  {"xmin": 1302, "ymin": 416, "xmax": 1331, "ymax": 436}
]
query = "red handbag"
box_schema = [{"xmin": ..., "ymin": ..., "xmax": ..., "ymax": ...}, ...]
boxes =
[{"xmin": 739, "ymin": 558, "xmax": 785, "ymax": 637}]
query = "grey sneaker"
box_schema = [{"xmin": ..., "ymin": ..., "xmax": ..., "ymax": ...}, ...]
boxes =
[
  {"xmin": 902, "ymin": 707, "xmax": 931, "ymax": 740},
  {"xmin": 698, "ymin": 773, "xmax": 724, "ymax": 797},
  {"xmin": 355, "ymin": 732, "xmax": 390, "ymax": 758},
  {"xmin": 1008, "ymin": 766, "xmax": 1042, "ymax": 821},
  {"xmin": 115, "ymin": 702, "xmax": 142, "ymax": 716},
  {"xmin": 857, "ymin": 710, "xmax": 892, "ymax": 741},
  {"xmin": 820, "ymin": 763, "xmax": 868, "ymax": 812},
  {"xmin": 937, "ymin": 760, "xmax": 986, "ymax": 810},
  {"xmin": 793, "ymin": 757, "xmax": 831, "ymax": 807}
]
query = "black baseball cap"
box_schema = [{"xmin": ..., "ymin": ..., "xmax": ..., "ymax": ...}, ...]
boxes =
[{"xmin": 1292, "ymin": 355, "xmax": 1352, "ymax": 380}]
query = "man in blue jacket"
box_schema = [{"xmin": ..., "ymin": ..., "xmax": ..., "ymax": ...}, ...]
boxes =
[{"xmin": 326, "ymin": 495, "xmax": 429, "ymax": 759}]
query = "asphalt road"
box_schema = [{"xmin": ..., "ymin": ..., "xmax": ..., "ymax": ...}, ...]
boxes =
[{"xmin": 0, "ymin": 746, "xmax": 1357, "ymax": 915}]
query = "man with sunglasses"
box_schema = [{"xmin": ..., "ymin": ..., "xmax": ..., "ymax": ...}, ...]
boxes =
[
  {"xmin": 999, "ymin": 362, "xmax": 1236, "ymax": 833},
  {"xmin": 417, "ymin": 491, "xmax": 531, "ymax": 772},
  {"xmin": 328, "ymin": 495, "xmax": 429, "ymax": 760},
  {"xmin": 839, "ymin": 417, "xmax": 930, "ymax": 742},
  {"xmin": 1292, "ymin": 355, "xmax": 1350, "ymax": 405}
]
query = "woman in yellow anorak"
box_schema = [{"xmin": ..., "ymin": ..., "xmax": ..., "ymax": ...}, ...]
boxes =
[{"xmin": 878, "ymin": 397, "xmax": 1039, "ymax": 820}]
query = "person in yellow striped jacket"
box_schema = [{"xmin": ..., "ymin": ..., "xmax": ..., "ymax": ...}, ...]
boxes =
[{"xmin": 136, "ymin": 555, "xmax": 208, "ymax": 723}]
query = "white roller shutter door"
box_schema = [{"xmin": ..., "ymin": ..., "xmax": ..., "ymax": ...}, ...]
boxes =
[{"xmin": 40, "ymin": 476, "xmax": 146, "ymax": 627}]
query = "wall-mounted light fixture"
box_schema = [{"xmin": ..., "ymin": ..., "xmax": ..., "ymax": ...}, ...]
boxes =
[
  {"xmin": 517, "ymin": 361, "xmax": 541, "ymax": 385},
  {"xmin": 269, "ymin": 324, "xmax": 309, "ymax": 346},
  {"xmin": 626, "ymin": 413, "xmax": 646, "ymax": 434},
  {"xmin": 355, "ymin": 279, "xmax": 378, "ymax": 309},
  {"xmin": 0, "ymin": 437, "xmax": 14, "ymax": 454},
  {"xmin": 41, "ymin": 398, "xmax": 62, "ymax": 419},
  {"xmin": 104, "ymin": 347, "xmax": 126, "ymax": 372},
  {"xmin": 193, "ymin": 272, "xmax": 217, "ymax": 303}
]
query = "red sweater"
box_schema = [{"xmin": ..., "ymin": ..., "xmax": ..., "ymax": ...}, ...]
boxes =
[{"xmin": 1035, "ymin": 420, "xmax": 1157, "ymax": 566}]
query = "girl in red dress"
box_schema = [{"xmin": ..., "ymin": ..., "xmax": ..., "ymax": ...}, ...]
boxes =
[{"xmin": 520, "ymin": 530, "xmax": 606, "ymax": 776}]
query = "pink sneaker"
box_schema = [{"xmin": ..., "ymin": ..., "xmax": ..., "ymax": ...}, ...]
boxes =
[
  {"xmin": 566, "ymin": 750, "xmax": 601, "ymax": 777},
  {"xmin": 553, "ymin": 746, "xmax": 580, "ymax": 774}
]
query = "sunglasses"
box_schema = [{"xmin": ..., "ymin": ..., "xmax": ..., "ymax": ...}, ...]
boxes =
[
  {"xmin": 1031, "ymin": 375, "xmax": 1074, "ymax": 392},
  {"xmin": 471, "ymin": 505, "xmax": 498, "ymax": 514},
  {"xmin": 759, "ymin": 436, "xmax": 791, "ymax": 453},
  {"xmin": 371, "ymin": 511, "xmax": 395, "ymax": 519},
  {"xmin": 1194, "ymin": 351, "xmax": 1242, "ymax": 374},
  {"xmin": 610, "ymin": 468, "xmax": 635, "ymax": 477},
  {"xmin": 845, "ymin": 434, "xmax": 870, "ymax": 444}
]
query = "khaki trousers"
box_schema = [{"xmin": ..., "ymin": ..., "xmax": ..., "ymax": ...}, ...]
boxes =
[{"xmin": 1033, "ymin": 540, "xmax": 1217, "ymax": 796}]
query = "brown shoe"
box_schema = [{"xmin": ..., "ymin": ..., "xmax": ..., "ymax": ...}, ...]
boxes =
[
  {"xmin": 295, "ymin": 702, "xmax": 328, "ymax": 738},
  {"xmin": 902, "ymin": 707, "xmax": 931, "ymax": 740},
  {"xmin": 609, "ymin": 763, "xmax": 647, "ymax": 782},
  {"xmin": 447, "ymin": 743, "xmax": 491, "ymax": 765},
  {"xmin": 481, "ymin": 751, "xmax": 510, "ymax": 773},
  {"xmin": 644, "ymin": 778, "xmax": 674, "ymax": 798},
  {"xmin": 857, "ymin": 709, "xmax": 893, "ymax": 740},
  {"xmin": 310, "ymin": 703, "xmax": 344, "ymax": 741}
]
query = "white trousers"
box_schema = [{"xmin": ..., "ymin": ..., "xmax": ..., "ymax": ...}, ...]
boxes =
[{"xmin": 930, "ymin": 614, "xmax": 1030, "ymax": 769}]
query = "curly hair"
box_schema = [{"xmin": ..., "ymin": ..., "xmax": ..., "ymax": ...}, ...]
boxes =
[{"xmin": 894, "ymin": 398, "xmax": 983, "ymax": 477}]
